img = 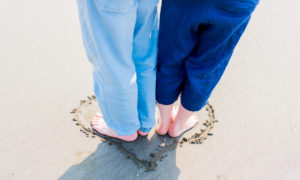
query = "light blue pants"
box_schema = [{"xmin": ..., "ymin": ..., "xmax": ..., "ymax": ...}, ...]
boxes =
[{"xmin": 76, "ymin": 0, "xmax": 159, "ymax": 135}]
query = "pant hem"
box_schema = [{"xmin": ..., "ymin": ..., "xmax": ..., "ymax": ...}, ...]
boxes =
[{"xmin": 180, "ymin": 85, "xmax": 208, "ymax": 112}]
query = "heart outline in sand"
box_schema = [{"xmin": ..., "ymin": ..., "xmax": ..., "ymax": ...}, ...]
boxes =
[{"xmin": 71, "ymin": 95, "xmax": 218, "ymax": 171}]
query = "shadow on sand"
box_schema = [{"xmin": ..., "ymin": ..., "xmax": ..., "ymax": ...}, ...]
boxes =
[
  {"xmin": 59, "ymin": 132, "xmax": 181, "ymax": 180},
  {"xmin": 60, "ymin": 96, "xmax": 217, "ymax": 180}
]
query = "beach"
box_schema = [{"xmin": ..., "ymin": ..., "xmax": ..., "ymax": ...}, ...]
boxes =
[{"xmin": 0, "ymin": 0, "xmax": 299, "ymax": 179}]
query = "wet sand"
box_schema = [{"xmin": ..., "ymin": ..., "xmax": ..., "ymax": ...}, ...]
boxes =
[{"xmin": 0, "ymin": 0, "xmax": 300, "ymax": 180}]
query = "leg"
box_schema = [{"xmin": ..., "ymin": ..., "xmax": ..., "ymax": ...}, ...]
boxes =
[
  {"xmin": 132, "ymin": 0, "xmax": 159, "ymax": 135},
  {"xmin": 181, "ymin": 1, "xmax": 258, "ymax": 112},
  {"xmin": 156, "ymin": 103, "xmax": 175, "ymax": 135},
  {"xmin": 76, "ymin": 0, "xmax": 140, "ymax": 139},
  {"xmin": 168, "ymin": 102, "xmax": 199, "ymax": 137},
  {"xmin": 156, "ymin": 0, "xmax": 201, "ymax": 135},
  {"xmin": 157, "ymin": 0, "xmax": 258, "ymax": 137},
  {"xmin": 170, "ymin": 0, "xmax": 258, "ymax": 137}
]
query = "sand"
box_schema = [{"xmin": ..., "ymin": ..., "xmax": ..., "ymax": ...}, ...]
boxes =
[
  {"xmin": 0, "ymin": 0, "xmax": 300, "ymax": 180},
  {"xmin": 70, "ymin": 95, "xmax": 218, "ymax": 171}
]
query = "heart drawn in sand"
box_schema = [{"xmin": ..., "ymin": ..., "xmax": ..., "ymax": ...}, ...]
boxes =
[{"xmin": 71, "ymin": 95, "xmax": 218, "ymax": 171}]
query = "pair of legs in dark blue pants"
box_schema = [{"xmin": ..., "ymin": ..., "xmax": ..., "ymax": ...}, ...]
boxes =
[
  {"xmin": 157, "ymin": 0, "xmax": 259, "ymax": 111},
  {"xmin": 156, "ymin": 0, "xmax": 259, "ymax": 137}
]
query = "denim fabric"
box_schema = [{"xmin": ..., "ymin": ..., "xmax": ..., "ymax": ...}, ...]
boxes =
[
  {"xmin": 139, "ymin": 127, "xmax": 152, "ymax": 133},
  {"xmin": 77, "ymin": 0, "xmax": 159, "ymax": 135},
  {"xmin": 156, "ymin": 0, "xmax": 259, "ymax": 111}
]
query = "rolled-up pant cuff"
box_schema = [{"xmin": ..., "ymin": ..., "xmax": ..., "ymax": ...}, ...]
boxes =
[
  {"xmin": 181, "ymin": 84, "xmax": 208, "ymax": 112},
  {"xmin": 139, "ymin": 127, "xmax": 152, "ymax": 133}
]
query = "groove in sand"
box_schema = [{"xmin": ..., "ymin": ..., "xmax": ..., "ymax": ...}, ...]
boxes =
[{"xmin": 71, "ymin": 95, "xmax": 218, "ymax": 171}]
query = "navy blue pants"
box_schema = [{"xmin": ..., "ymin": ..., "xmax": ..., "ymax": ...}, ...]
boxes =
[{"xmin": 156, "ymin": 0, "xmax": 259, "ymax": 111}]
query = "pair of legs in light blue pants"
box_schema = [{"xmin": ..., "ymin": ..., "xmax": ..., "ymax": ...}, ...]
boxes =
[{"xmin": 76, "ymin": 0, "xmax": 159, "ymax": 135}]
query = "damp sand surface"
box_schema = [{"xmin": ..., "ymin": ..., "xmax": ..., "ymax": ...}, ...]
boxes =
[{"xmin": 1, "ymin": 0, "xmax": 300, "ymax": 180}]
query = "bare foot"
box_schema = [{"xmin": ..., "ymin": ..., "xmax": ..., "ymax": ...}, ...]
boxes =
[
  {"xmin": 92, "ymin": 113, "xmax": 137, "ymax": 141},
  {"xmin": 137, "ymin": 130, "xmax": 148, "ymax": 136},
  {"xmin": 168, "ymin": 103, "xmax": 199, "ymax": 138},
  {"xmin": 168, "ymin": 115, "xmax": 199, "ymax": 137},
  {"xmin": 156, "ymin": 103, "xmax": 176, "ymax": 135}
]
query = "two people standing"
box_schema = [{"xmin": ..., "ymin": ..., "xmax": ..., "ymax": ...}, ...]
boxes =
[{"xmin": 76, "ymin": 0, "xmax": 259, "ymax": 141}]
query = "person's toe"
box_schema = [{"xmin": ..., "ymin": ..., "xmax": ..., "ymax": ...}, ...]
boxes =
[
  {"xmin": 156, "ymin": 127, "xmax": 168, "ymax": 135},
  {"xmin": 167, "ymin": 125, "xmax": 177, "ymax": 137},
  {"xmin": 96, "ymin": 112, "xmax": 102, "ymax": 117},
  {"xmin": 92, "ymin": 120, "xmax": 98, "ymax": 126},
  {"xmin": 137, "ymin": 130, "xmax": 148, "ymax": 136}
]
